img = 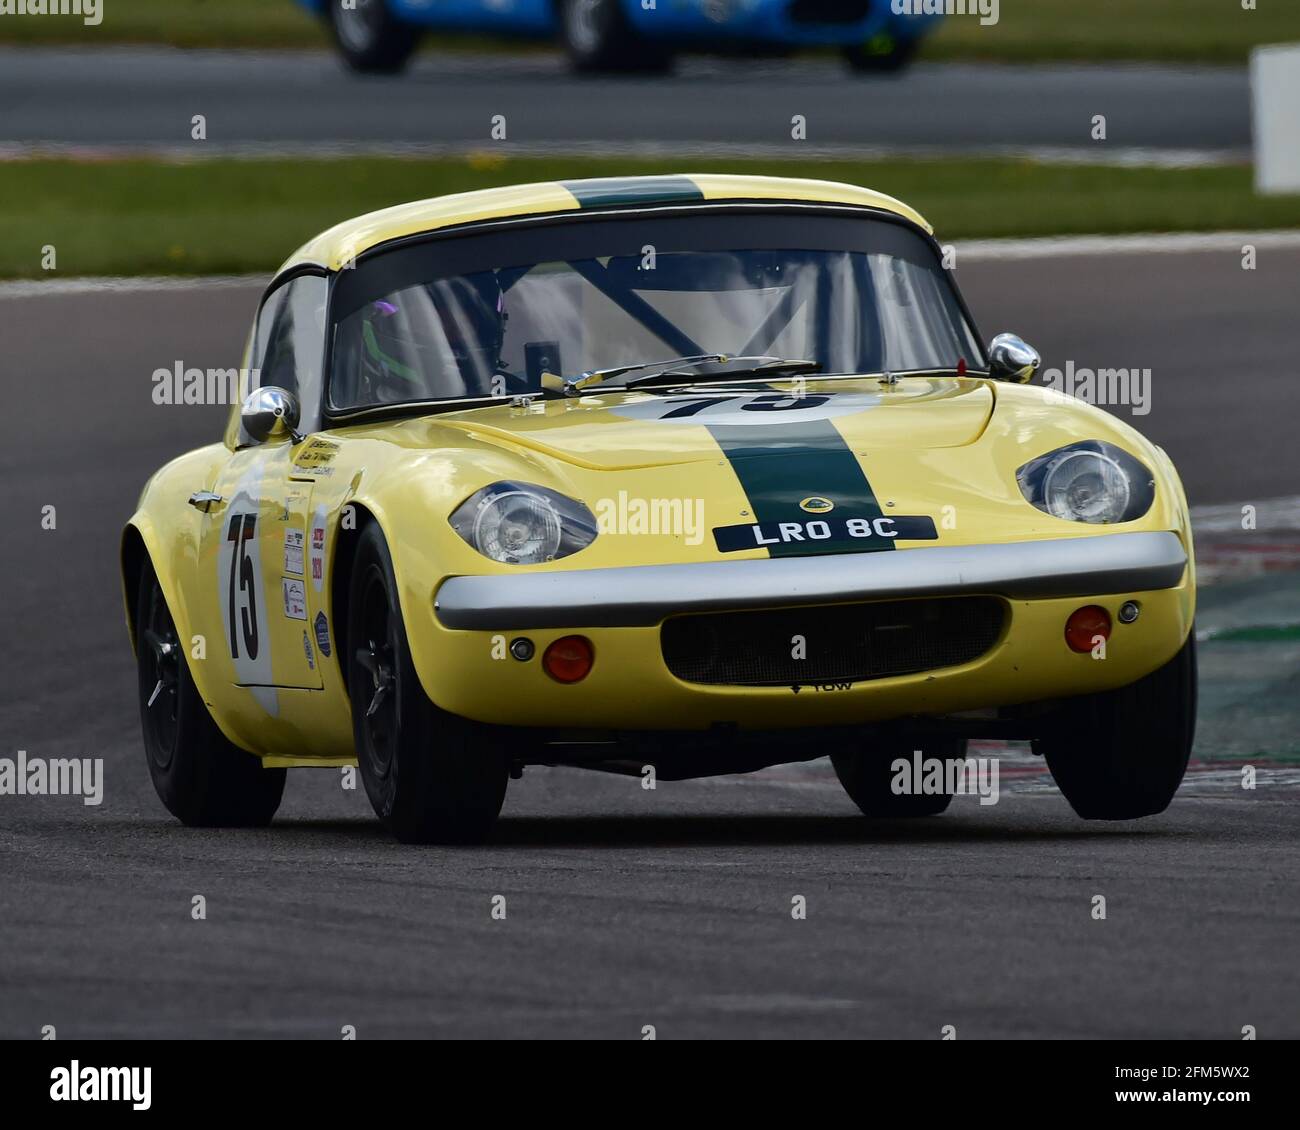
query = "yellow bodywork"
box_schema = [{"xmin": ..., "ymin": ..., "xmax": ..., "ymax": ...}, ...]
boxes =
[{"xmin": 123, "ymin": 175, "xmax": 1194, "ymax": 767}]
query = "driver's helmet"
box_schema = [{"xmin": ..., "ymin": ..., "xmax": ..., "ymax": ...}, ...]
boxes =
[{"xmin": 359, "ymin": 272, "xmax": 506, "ymax": 399}]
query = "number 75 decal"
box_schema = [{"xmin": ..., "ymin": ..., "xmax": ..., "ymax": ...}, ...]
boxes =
[
  {"xmin": 226, "ymin": 512, "xmax": 260, "ymax": 661},
  {"xmin": 656, "ymin": 393, "xmax": 830, "ymax": 418},
  {"xmin": 611, "ymin": 390, "xmax": 882, "ymax": 425}
]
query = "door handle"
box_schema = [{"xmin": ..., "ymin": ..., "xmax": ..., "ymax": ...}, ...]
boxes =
[{"xmin": 188, "ymin": 490, "xmax": 224, "ymax": 513}]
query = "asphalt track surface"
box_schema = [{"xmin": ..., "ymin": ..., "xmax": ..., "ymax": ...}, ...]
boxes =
[
  {"xmin": 0, "ymin": 48, "xmax": 1250, "ymax": 155},
  {"xmin": 1, "ymin": 248, "xmax": 1297, "ymax": 1038}
]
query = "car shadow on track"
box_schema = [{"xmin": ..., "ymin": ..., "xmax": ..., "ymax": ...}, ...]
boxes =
[
  {"xmin": 239, "ymin": 811, "xmax": 1173, "ymax": 850},
  {"xmin": 485, "ymin": 813, "xmax": 1170, "ymax": 849},
  {"xmin": 37, "ymin": 806, "xmax": 1194, "ymax": 851}
]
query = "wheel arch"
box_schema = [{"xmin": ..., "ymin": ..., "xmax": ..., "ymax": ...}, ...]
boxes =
[
  {"xmin": 328, "ymin": 495, "xmax": 452, "ymax": 713},
  {"xmin": 120, "ymin": 515, "xmax": 221, "ymax": 713},
  {"xmin": 121, "ymin": 518, "xmax": 196, "ymax": 661},
  {"xmin": 121, "ymin": 523, "xmax": 150, "ymax": 655},
  {"xmin": 329, "ymin": 499, "xmax": 382, "ymax": 696}
]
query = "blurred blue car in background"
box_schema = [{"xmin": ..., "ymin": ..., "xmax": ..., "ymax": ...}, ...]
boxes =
[{"xmin": 299, "ymin": 0, "xmax": 942, "ymax": 75}]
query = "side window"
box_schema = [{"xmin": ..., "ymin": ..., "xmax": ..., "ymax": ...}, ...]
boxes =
[{"xmin": 248, "ymin": 274, "xmax": 329, "ymax": 435}]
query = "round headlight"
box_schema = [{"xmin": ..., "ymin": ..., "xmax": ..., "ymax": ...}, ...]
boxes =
[
  {"xmin": 450, "ymin": 481, "xmax": 599, "ymax": 565},
  {"xmin": 1042, "ymin": 450, "xmax": 1131, "ymax": 524},
  {"xmin": 1017, "ymin": 441, "xmax": 1155, "ymax": 524},
  {"xmin": 472, "ymin": 490, "xmax": 563, "ymax": 565}
]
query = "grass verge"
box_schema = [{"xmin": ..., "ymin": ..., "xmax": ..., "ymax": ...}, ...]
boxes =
[
  {"xmin": 924, "ymin": 0, "xmax": 1300, "ymax": 65},
  {"xmin": 2, "ymin": 154, "xmax": 1298, "ymax": 278}
]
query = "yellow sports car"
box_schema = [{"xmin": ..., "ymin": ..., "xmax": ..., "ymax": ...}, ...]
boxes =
[{"xmin": 122, "ymin": 174, "xmax": 1196, "ymax": 842}]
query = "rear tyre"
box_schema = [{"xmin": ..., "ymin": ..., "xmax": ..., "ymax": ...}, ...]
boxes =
[
  {"xmin": 831, "ymin": 739, "xmax": 964, "ymax": 817},
  {"xmin": 327, "ymin": 0, "xmax": 421, "ymax": 75},
  {"xmin": 843, "ymin": 37, "xmax": 919, "ymax": 74},
  {"xmin": 346, "ymin": 522, "xmax": 509, "ymax": 844},
  {"xmin": 559, "ymin": 0, "xmax": 673, "ymax": 74},
  {"xmin": 135, "ymin": 564, "xmax": 285, "ymax": 827},
  {"xmin": 1038, "ymin": 634, "xmax": 1197, "ymax": 820}
]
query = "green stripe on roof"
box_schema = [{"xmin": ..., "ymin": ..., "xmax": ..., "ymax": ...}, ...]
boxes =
[{"xmin": 562, "ymin": 176, "xmax": 705, "ymax": 210}]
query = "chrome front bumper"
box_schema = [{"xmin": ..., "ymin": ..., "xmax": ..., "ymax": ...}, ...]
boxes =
[{"xmin": 434, "ymin": 531, "xmax": 1188, "ymax": 631}]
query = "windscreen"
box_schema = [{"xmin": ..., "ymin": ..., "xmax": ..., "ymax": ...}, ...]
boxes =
[{"xmin": 328, "ymin": 211, "xmax": 983, "ymax": 411}]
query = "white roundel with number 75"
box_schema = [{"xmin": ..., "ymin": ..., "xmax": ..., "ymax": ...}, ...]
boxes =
[{"xmin": 214, "ymin": 461, "xmax": 276, "ymax": 714}]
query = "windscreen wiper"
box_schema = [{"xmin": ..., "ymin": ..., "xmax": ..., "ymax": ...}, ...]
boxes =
[
  {"xmin": 539, "ymin": 354, "xmax": 821, "ymax": 397},
  {"xmin": 539, "ymin": 353, "xmax": 731, "ymax": 397},
  {"xmin": 617, "ymin": 356, "xmax": 823, "ymax": 390}
]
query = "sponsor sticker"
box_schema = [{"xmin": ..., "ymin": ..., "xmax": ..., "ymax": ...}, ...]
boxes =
[
  {"xmin": 314, "ymin": 611, "xmax": 332, "ymax": 659},
  {"xmin": 302, "ymin": 630, "xmax": 316, "ymax": 670},
  {"xmin": 713, "ymin": 514, "xmax": 938, "ymax": 553},
  {"xmin": 309, "ymin": 507, "xmax": 327, "ymax": 593},
  {"xmin": 282, "ymin": 577, "xmax": 308, "ymax": 620},
  {"xmin": 293, "ymin": 437, "xmax": 340, "ymax": 475},
  {"xmin": 283, "ymin": 529, "xmax": 305, "ymax": 576}
]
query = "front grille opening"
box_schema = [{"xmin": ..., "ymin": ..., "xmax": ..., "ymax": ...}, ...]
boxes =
[{"xmin": 661, "ymin": 597, "xmax": 1006, "ymax": 687}]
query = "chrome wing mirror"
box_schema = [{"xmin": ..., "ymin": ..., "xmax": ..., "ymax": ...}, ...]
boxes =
[
  {"xmin": 240, "ymin": 386, "xmax": 302, "ymax": 444},
  {"xmin": 987, "ymin": 333, "xmax": 1041, "ymax": 384}
]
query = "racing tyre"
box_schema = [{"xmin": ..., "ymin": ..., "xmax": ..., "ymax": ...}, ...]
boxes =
[
  {"xmin": 347, "ymin": 522, "xmax": 509, "ymax": 844},
  {"xmin": 327, "ymin": 0, "xmax": 421, "ymax": 75},
  {"xmin": 136, "ymin": 563, "xmax": 286, "ymax": 827},
  {"xmin": 1038, "ymin": 633, "xmax": 1197, "ymax": 820},
  {"xmin": 559, "ymin": 0, "xmax": 673, "ymax": 74},
  {"xmin": 843, "ymin": 37, "xmax": 920, "ymax": 74},
  {"xmin": 831, "ymin": 739, "xmax": 965, "ymax": 817}
]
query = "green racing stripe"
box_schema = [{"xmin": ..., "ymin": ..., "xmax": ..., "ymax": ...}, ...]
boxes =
[
  {"xmin": 706, "ymin": 418, "xmax": 894, "ymax": 558},
  {"xmin": 561, "ymin": 176, "xmax": 705, "ymax": 210}
]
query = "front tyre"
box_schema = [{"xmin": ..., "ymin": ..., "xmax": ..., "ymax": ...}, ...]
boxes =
[
  {"xmin": 831, "ymin": 739, "xmax": 965, "ymax": 817},
  {"xmin": 327, "ymin": 0, "xmax": 420, "ymax": 75},
  {"xmin": 559, "ymin": 0, "xmax": 672, "ymax": 74},
  {"xmin": 1039, "ymin": 634, "xmax": 1197, "ymax": 820},
  {"xmin": 347, "ymin": 522, "xmax": 509, "ymax": 844},
  {"xmin": 135, "ymin": 563, "xmax": 285, "ymax": 827}
]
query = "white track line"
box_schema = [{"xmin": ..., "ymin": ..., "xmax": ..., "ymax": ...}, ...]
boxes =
[
  {"xmin": 957, "ymin": 230, "xmax": 1300, "ymax": 260},
  {"xmin": 1191, "ymin": 496, "xmax": 1300, "ymax": 534},
  {"xmin": 0, "ymin": 275, "xmax": 263, "ymax": 298},
  {"xmin": 0, "ymin": 141, "xmax": 1247, "ymax": 168}
]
